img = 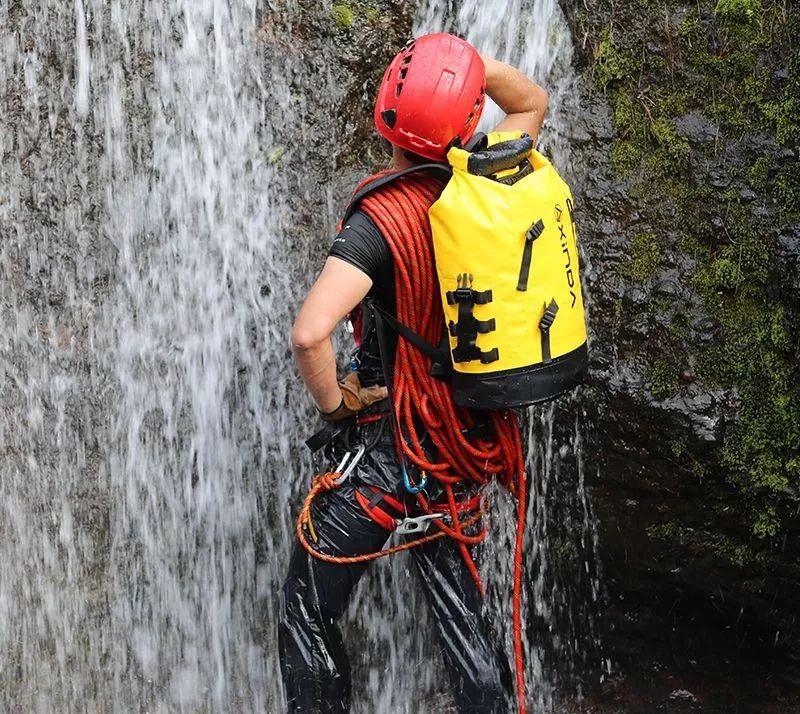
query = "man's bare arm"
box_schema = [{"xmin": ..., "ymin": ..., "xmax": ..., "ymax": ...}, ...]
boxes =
[
  {"xmin": 291, "ymin": 257, "xmax": 373, "ymax": 413},
  {"xmin": 481, "ymin": 55, "xmax": 548, "ymax": 141}
]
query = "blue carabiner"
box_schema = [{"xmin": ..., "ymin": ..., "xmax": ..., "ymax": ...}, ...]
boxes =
[{"xmin": 401, "ymin": 462, "xmax": 427, "ymax": 494}]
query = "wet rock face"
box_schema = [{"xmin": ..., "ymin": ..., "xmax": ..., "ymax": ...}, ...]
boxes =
[
  {"xmin": 559, "ymin": 0, "xmax": 800, "ymax": 697},
  {"xmin": 257, "ymin": 0, "xmax": 415, "ymax": 222}
]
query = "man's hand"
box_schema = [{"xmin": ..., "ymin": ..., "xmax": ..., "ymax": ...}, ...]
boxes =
[
  {"xmin": 319, "ymin": 372, "xmax": 389, "ymax": 422},
  {"xmin": 480, "ymin": 55, "xmax": 548, "ymax": 142}
]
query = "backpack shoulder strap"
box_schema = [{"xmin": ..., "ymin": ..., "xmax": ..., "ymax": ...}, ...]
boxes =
[
  {"xmin": 342, "ymin": 163, "xmax": 452, "ymax": 222},
  {"xmin": 369, "ymin": 299, "xmax": 449, "ymax": 368}
]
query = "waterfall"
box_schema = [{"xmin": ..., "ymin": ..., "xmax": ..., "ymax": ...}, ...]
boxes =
[
  {"xmin": 1, "ymin": 0, "xmax": 303, "ymax": 710},
  {"xmin": 0, "ymin": 0, "xmax": 601, "ymax": 711}
]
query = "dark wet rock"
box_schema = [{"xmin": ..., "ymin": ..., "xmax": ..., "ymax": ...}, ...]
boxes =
[
  {"xmin": 707, "ymin": 169, "xmax": 732, "ymax": 188},
  {"xmin": 560, "ymin": 0, "xmax": 800, "ymax": 705},
  {"xmin": 573, "ymin": 101, "xmax": 616, "ymax": 143},
  {"xmin": 675, "ymin": 112, "xmax": 718, "ymax": 144}
]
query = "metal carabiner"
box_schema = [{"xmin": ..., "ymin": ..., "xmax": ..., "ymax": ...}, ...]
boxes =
[
  {"xmin": 333, "ymin": 444, "xmax": 366, "ymax": 486},
  {"xmin": 401, "ymin": 462, "xmax": 427, "ymax": 494}
]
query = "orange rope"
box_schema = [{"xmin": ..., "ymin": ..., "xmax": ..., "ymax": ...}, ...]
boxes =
[{"xmin": 296, "ymin": 471, "xmax": 486, "ymax": 565}]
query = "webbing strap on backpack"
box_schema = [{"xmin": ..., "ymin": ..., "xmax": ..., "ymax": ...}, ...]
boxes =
[
  {"xmin": 368, "ymin": 300, "xmax": 449, "ymax": 372},
  {"xmin": 342, "ymin": 163, "xmax": 452, "ymax": 222}
]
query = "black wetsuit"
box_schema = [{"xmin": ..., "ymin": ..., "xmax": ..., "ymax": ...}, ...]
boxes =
[{"xmin": 278, "ymin": 210, "xmax": 512, "ymax": 713}]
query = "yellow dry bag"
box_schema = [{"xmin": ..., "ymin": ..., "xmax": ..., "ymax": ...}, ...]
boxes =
[{"xmin": 429, "ymin": 131, "xmax": 588, "ymax": 408}]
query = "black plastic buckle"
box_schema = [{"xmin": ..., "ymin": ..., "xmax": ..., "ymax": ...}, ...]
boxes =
[{"xmin": 526, "ymin": 219, "xmax": 545, "ymax": 242}]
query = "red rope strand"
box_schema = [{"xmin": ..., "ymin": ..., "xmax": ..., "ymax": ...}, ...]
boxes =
[{"xmin": 360, "ymin": 174, "xmax": 529, "ymax": 713}]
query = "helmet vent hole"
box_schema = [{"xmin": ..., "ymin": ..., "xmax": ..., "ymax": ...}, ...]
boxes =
[
  {"xmin": 464, "ymin": 112, "xmax": 474, "ymax": 126},
  {"xmin": 395, "ymin": 83, "xmax": 403, "ymax": 97},
  {"xmin": 399, "ymin": 68, "xmax": 408, "ymax": 80},
  {"xmin": 474, "ymin": 98, "xmax": 481, "ymax": 111},
  {"xmin": 381, "ymin": 109, "xmax": 397, "ymax": 129},
  {"xmin": 402, "ymin": 55, "xmax": 412, "ymax": 64}
]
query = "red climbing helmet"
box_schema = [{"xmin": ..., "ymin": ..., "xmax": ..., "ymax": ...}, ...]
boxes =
[{"xmin": 374, "ymin": 33, "xmax": 486, "ymax": 162}]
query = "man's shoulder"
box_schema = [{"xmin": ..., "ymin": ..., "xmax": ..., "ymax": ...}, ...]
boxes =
[{"xmin": 335, "ymin": 209, "xmax": 387, "ymax": 246}]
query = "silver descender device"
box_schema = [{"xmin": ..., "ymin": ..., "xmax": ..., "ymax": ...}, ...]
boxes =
[
  {"xmin": 394, "ymin": 512, "xmax": 447, "ymax": 536},
  {"xmin": 333, "ymin": 445, "xmax": 366, "ymax": 486}
]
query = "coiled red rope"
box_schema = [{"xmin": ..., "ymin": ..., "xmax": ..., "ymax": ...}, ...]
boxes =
[{"xmin": 360, "ymin": 171, "xmax": 529, "ymax": 713}]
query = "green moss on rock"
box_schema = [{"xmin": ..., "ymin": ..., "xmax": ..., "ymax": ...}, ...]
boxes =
[
  {"xmin": 710, "ymin": 533, "xmax": 766, "ymax": 567},
  {"xmin": 610, "ymin": 140, "xmax": 642, "ymax": 177},
  {"xmin": 267, "ymin": 145, "xmax": 285, "ymax": 166},
  {"xmin": 749, "ymin": 156, "xmax": 771, "ymax": 192},
  {"xmin": 594, "ymin": 29, "xmax": 633, "ymax": 90},
  {"xmin": 649, "ymin": 358, "xmax": 680, "ymax": 399},
  {"xmin": 715, "ymin": 0, "xmax": 761, "ymax": 21},
  {"xmin": 587, "ymin": 0, "xmax": 800, "ymax": 548},
  {"xmin": 775, "ymin": 163, "xmax": 800, "ymax": 227},
  {"xmin": 647, "ymin": 521, "xmax": 682, "ymax": 542},
  {"xmin": 626, "ymin": 232, "xmax": 662, "ymax": 282},
  {"xmin": 714, "ymin": 0, "xmax": 762, "ymax": 44},
  {"xmin": 331, "ymin": 3, "xmax": 355, "ymax": 30},
  {"xmin": 751, "ymin": 504, "xmax": 779, "ymax": 539}
]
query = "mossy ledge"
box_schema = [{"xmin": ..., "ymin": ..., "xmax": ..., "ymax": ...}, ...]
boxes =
[{"xmin": 570, "ymin": 0, "xmax": 799, "ymax": 560}]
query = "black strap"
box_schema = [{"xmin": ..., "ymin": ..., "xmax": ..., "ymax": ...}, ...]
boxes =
[
  {"xmin": 370, "ymin": 301, "xmax": 449, "ymax": 366},
  {"xmin": 446, "ymin": 288, "xmax": 493, "ymax": 305},
  {"xmin": 494, "ymin": 159, "xmax": 533, "ymax": 186},
  {"xmin": 370, "ymin": 299, "xmax": 433, "ymax": 491},
  {"xmin": 517, "ymin": 218, "xmax": 544, "ymax": 292},
  {"xmin": 539, "ymin": 298, "xmax": 559, "ymax": 364},
  {"xmin": 359, "ymin": 486, "xmax": 406, "ymax": 517},
  {"xmin": 443, "ymin": 274, "xmax": 499, "ymax": 365},
  {"xmin": 465, "ymin": 132, "xmax": 488, "ymax": 152},
  {"xmin": 305, "ymin": 420, "xmax": 350, "ymax": 452},
  {"xmin": 450, "ymin": 336, "xmax": 499, "ymax": 364},
  {"xmin": 448, "ymin": 317, "xmax": 495, "ymax": 335},
  {"xmin": 342, "ymin": 163, "xmax": 453, "ymax": 222}
]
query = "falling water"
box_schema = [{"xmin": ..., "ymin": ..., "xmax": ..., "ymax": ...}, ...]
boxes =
[
  {"xmin": 0, "ymin": 0, "xmax": 601, "ymax": 712},
  {"xmin": 1, "ymin": 0, "xmax": 308, "ymax": 710}
]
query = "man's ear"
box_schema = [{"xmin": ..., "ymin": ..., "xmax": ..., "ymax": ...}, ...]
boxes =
[{"xmin": 379, "ymin": 136, "xmax": 393, "ymax": 156}]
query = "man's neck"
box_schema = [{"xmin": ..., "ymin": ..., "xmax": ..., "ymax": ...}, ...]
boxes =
[{"xmin": 391, "ymin": 145, "xmax": 415, "ymax": 170}]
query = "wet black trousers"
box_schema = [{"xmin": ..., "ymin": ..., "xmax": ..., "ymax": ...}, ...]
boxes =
[{"xmin": 278, "ymin": 480, "xmax": 513, "ymax": 713}]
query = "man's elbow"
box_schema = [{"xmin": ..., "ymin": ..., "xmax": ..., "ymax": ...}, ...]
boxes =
[
  {"xmin": 531, "ymin": 86, "xmax": 548, "ymax": 114},
  {"xmin": 291, "ymin": 321, "xmax": 328, "ymax": 353}
]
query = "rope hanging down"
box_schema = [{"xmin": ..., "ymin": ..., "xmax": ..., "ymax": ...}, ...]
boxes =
[{"xmin": 297, "ymin": 172, "xmax": 530, "ymax": 713}]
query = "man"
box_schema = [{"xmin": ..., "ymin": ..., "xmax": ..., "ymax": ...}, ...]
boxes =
[{"xmin": 280, "ymin": 33, "xmax": 548, "ymax": 713}]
